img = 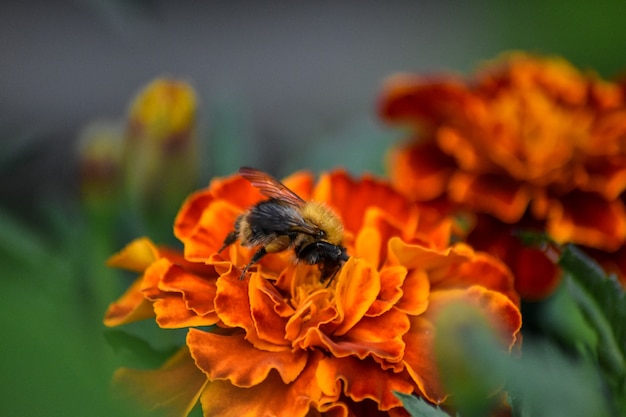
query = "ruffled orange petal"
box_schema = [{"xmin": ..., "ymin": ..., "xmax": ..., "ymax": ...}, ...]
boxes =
[
  {"xmin": 366, "ymin": 265, "xmax": 407, "ymax": 317},
  {"xmin": 386, "ymin": 237, "xmax": 472, "ymax": 271},
  {"xmin": 394, "ymin": 268, "xmax": 430, "ymax": 316},
  {"xmin": 401, "ymin": 316, "xmax": 445, "ymax": 404},
  {"xmin": 378, "ymin": 74, "xmax": 468, "ymax": 125},
  {"xmin": 187, "ymin": 329, "xmax": 308, "ymax": 387},
  {"xmin": 465, "ymin": 214, "xmax": 561, "ymax": 300},
  {"xmin": 448, "ymin": 172, "xmax": 531, "ymax": 223},
  {"xmin": 199, "ymin": 351, "xmax": 324, "ymax": 417},
  {"xmin": 106, "ymin": 237, "xmax": 159, "ymax": 272},
  {"xmin": 332, "ymin": 258, "xmax": 381, "ymax": 336},
  {"xmin": 339, "ymin": 308, "xmax": 409, "ymax": 362},
  {"xmin": 429, "ymin": 252, "xmax": 519, "ymax": 306},
  {"xmin": 112, "ymin": 347, "xmax": 207, "ymax": 417},
  {"xmin": 281, "ymin": 170, "xmax": 315, "ymax": 200},
  {"xmin": 354, "ymin": 225, "xmax": 383, "ymax": 268},
  {"xmin": 584, "ymin": 156, "xmax": 626, "ymax": 200},
  {"xmin": 357, "ymin": 205, "xmax": 427, "ymax": 265},
  {"xmin": 142, "ymin": 258, "xmax": 219, "ymax": 328},
  {"xmin": 312, "ymin": 306, "xmax": 410, "ymax": 363},
  {"xmin": 214, "ymin": 270, "xmax": 287, "ymax": 351},
  {"xmin": 249, "ymin": 273, "xmax": 293, "ymax": 346},
  {"xmin": 475, "ymin": 52, "xmax": 589, "ymax": 105},
  {"xmin": 546, "ymin": 191, "xmax": 626, "ymax": 251},
  {"xmin": 181, "ymin": 199, "xmax": 243, "ymax": 261},
  {"xmin": 314, "ymin": 171, "xmax": 416, "ymax": 236},
  {"xmin": 104, "ymin": 277, "xmax": 155, "ymax": 327},
  {"xmin": 286, "ymin": 288, "xmax": 339, "ymax": 350},
  {"xmin": 174, "ymin": 176, "xmax": 262, "ymax": 259},
  {"xmin": 317, "ymin": 356, "xmax": 415, "ymax": 411}
]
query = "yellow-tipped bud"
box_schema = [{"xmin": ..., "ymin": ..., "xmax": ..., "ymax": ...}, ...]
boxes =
[
  {"xmin": 122, "ymin": 78, "xmax": 201, "ymax": 239},
  {"xmin": 127, "ymin": 78, "xmax": 197, "ymax": 147}
]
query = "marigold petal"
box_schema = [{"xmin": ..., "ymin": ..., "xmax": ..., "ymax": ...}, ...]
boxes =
[
  {"xmin": 332, "ymin": 258, "xmax": 381, "ymax": 336},
  {"xmin": 214, "ymin": 270, "xmax": 286, "ymax": 351},
  {"xmin": 158, "ymin": 262, "xmax": 218, "ymax": 317},
  {"xmin": 286, "ymin": 290, "xmax": 339, "ymax": 349},
  {"xmin": 366, "ymin": 265, "xmax": 407, "ymax": 317},
  {"xmin": 249, "ymin": 273, "xmax": 293, "ymax": 346},
  {"xmin": 174, "ymin": 175, "xmax": 264, "ymax": 260},
  {"xmin": 142, "ymin": 258, "xmax": 219, "ymax": 328},
  {"xmin": 355, "ymin": 226, "xmax": 382, "ymax": 268},
  {"xmin": 112, "ymin": 347, "xmax": 207, "ymax": 417},
  {"xmin": 297, "ymin": 307, "xmax": 409, "ymax": 362},
  {"xmin": 378, "ymin": 74, "xmax": 468, "ymax": 125},
  {"xmin": 448, "ymin": 172, "xmax": 531, "ymax": 223},
  {"xmin": 314, "ymin": 171, "xmax": 416, "ymax": 235},
  {"xmin": 358, "ymin": 206, "xmax": 422, "ymax": 263},
  {"xmin": 429, "ymin": 252, "xmax": 519, "ymax": 306},
  {"xmin": 183, "ymin": 199, "xmax": 243, "ymax": 261},
  {"xmin": 585, "ymin": 157, "xmax": 626, "ymax": 200},
  {"xmin": 340, "ymin": 308, "xmax": 409, "ymax": 361},
  {"xmin": 188, "ymin": 329, "xmax": 307, "ymax": 387},
  {"xmin": 547, "ymin": 191, "xmax": 626, "ymax": 251},
  {"xmin": 175, "ymin": 176, "xmax": 257, "ymax": 238},
  {"xmin": 106, "ymin": 237, "xmax": 159, "ymax": 272},
  {"xmin": 395, "ymin": 268, "xmax": 430, "ymax": 316},
  {"xmin": 281, "ymin": 170, "xmax": 315, "ymax": 200},
  {"xmin": 465, "ymin": 214, "xmax": 561, "ymax": 300},
  {"xmin": 388, "ymin": 140, "xmax": 456, "ymax": 201},
  {"xmin": 386, "ymin": 237, "xmax": 471, "ymax": 271},
  {"xmin": 402, "ymin": 316, "xmax": 446, "ymax": 403},
  {"xmin": 214, "ymin": 269, "xmax": 256, "ymax": 328},
  {"xmin": 104, "ymin": 277, "xmax": 155, "ymax": 327},
  {"xmin": 512, "ymin": 245, "xmax": 563, "ymax": 301},
  {"xmin": 199, "ymin": 352, "xmax": 324, "ymax": 417},
  {"xmin": 317, "ymin": 356, "xmax": 414, "ymax": 411}
]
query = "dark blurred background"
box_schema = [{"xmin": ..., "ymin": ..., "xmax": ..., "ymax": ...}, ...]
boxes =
[
  {"xmin": 1, "ymin": 1, "xmax": 626, "ymax": 416},
  {"xmin": 3, "ymin": 0, "xmax": 626, "ymax": 210}
]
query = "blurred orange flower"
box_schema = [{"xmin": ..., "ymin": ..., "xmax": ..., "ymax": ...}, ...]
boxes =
[
  {"xmin": 379, "ymin": 52, "xmax": 626, "ymax": 299},
  {"xmin": 105, "ymin": 170, "xmax": 521, "ymax": 416}
]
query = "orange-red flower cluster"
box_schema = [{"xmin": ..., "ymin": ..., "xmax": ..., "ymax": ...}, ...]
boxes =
[
  {"xmin": 379, "ymin": 52, "xmax": 626, "ymax": 299},
  {"xmin": 105, "ymin": 170, "xmax": 521, "ymax": 416}
]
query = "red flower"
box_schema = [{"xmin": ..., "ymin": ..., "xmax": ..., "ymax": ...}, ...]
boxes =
[{"xmin": 380, "ymin": 52, "xmax": 626, "ymax": 298}]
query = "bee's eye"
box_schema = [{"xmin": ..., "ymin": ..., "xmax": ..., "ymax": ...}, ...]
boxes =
[{"xmin": 317, "ymin": 229, "xmax": 326, "ymax": 238}]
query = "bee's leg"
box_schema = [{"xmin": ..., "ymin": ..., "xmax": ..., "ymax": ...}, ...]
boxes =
[
  {"xmin": 239, "ymin": 247, "xmax": 267, "ymax": 280},
  {"xmin": 321, "ymin": 264, "xmax": 340, "ymax": 288},
  {"xmin": 218, "ymin": 216, "xmax": 242, "ymax": 253},
  {"xmin": 218, "ymin": 230, "xmax": 238, "ymax": 253}
]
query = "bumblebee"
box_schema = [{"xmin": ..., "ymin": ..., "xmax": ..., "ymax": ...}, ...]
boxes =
[{"xmin": 219, "ymin": 167, "xmax": 349, "ymax": 284}]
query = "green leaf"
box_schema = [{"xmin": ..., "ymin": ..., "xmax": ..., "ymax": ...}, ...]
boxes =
[
  {"xmin": 506, "ymin": 338, "xmax": 611, "ymax": 417},
  {"xmin": 394, "ymin": 392, "xmax": 453, "ymax": 417},
  {"xmin": 557, "ymin": 244, "xmax": 626, "ymax": 411},
  {"xmin": 559, "ymin": 245, "xmax": 626, "ymax": 353}
]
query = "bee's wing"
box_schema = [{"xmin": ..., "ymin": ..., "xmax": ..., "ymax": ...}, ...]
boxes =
[{"xmin": 239, "ymin": 167, "xmax": 306, "ymax": 207}]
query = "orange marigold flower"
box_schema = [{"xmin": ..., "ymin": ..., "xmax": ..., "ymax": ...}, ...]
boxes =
[
  {"xmin": 105, "ymin": 169, "xmax": 521, "ymax": 416},
  {"xmin": 379, "ymin": 52, "xmax": 626, "ymax": 298}
]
